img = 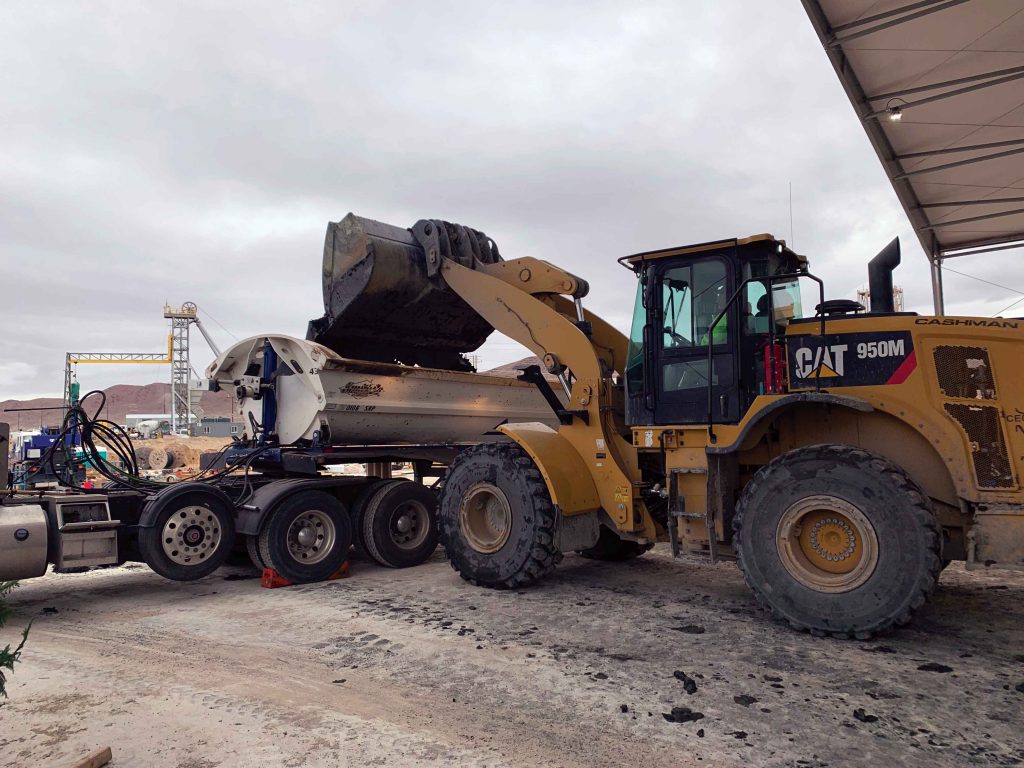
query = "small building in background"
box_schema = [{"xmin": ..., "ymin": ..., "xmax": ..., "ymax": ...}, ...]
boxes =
[{"xmin": 191, "ymin": 416, "xmax": 244, "ymax": 438}]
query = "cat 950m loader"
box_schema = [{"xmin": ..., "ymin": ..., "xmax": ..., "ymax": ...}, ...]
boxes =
[{"xmin": 311, "ymin": 213, "xmax": 1024, "ymax": 638}]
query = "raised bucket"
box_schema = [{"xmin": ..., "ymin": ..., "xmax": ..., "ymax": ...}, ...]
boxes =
[{"xmin": 306, "ymin": 214, "xmax": 501, "ymax": 371}]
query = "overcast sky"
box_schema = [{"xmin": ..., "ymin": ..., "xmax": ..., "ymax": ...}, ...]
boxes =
[{"xmin": 2, "ymin": 0, "xmax": 1022, "ymax": 402}]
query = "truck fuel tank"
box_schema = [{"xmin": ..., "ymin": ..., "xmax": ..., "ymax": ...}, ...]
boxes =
[{"xmin": 0, "ymin": 502, "xmax": 48, "ymax": 580}]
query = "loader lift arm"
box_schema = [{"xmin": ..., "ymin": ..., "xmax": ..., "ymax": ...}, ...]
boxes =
[{"xmin": 438, "ymin": 256, "xmax": 655, "ymax": 537}]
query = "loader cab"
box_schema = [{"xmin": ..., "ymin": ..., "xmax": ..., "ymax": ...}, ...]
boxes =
[{"xmin": 622, "ymin": 235, "xmax": 807, "ymax": 427}]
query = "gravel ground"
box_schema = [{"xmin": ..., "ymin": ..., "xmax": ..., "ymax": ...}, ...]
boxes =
[{"xmin": 1, "ymin": 548, "xmax": 1022, "ymax": 767}]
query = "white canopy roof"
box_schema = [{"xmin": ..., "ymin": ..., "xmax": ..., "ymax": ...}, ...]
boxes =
[{"xmin": 801, "ymin": 0, "xmax": 1024, "ymax": 312}]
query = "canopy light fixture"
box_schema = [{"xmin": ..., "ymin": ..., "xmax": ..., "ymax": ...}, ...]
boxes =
[{"xmin": 884, "ymin": 97, "xmax": 906, "ymax": 121}]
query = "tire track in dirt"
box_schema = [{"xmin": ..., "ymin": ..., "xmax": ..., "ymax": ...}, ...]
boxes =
[{"xmin": 2, "ymin": 549, "xmax": 1022, "ymax": 767}]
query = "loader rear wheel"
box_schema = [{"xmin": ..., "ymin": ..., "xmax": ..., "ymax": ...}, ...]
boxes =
[
  {"xmin": 361, "ymin": 479, "xmax": 439, "ymax": 568},
  {"xmin": 258, "ymin": 491, "xmax": 351, "ymax": 584},
  {"xmin": 578, "ymin": 526, "xmax": 654, "ymax": 561},
  {"xmin": 734, "ymin": 444, "xmax": 940, "ymax": 639},
  {"xmin": 439, "ymin": 442, "xmax": 562, "ymax": 589}
]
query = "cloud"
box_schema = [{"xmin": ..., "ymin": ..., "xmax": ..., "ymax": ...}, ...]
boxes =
[
  {"xmin": 0, "ymin": 361, "xmax": 37, "ymax": 388},
  {"xmin": 2, "ymin": 0, "xmax": 1021, "ymax": 401}
]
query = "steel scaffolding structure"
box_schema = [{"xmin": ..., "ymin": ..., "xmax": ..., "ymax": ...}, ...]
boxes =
[
  {"xmin": 63, "ymin": 340, "xmax": 174, "ymax": 414},
  {"xmin": 61, "ymin": 302, "xmax": 221, "ymax": 437},
  {"xmin": 164, "ymin": 302, "xmax": 198, "ymax": 436}
]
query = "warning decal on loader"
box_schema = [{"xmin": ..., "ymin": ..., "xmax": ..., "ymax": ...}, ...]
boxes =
[{"xmin": 787, "ymin": 331, "xmax": 915, "ymax": 389}]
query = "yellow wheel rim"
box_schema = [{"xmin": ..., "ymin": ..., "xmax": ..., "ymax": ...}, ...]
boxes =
[
  {"xmin": 460, "ymin": 482, "xmax": 512, "ymax": 554},
  {"xmin": 776, "ymin": 495, "xmax": 878, "ymax": 593}
]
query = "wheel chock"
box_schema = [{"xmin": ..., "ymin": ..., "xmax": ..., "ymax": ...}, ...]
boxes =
[{"xmin": 260, "ymin": 561, "xmax": 350, "ymax": 589}]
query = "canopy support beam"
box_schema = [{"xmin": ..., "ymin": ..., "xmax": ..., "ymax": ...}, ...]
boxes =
[{"xmin": 828, "ymin": 0, "xmax": 972, "ymax": 46}]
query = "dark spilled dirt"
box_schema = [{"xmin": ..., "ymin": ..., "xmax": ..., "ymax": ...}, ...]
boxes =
[{"xmin": 1, "ymin": 547, "xmax": 1022, "ymax": 767}]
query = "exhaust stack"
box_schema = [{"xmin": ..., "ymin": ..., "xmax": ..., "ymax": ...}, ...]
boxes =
[{"xmin": 867, "ymin": 237, "xmax": 900, "ymax": 313}]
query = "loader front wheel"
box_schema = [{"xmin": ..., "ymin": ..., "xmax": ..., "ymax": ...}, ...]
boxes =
[
  {"xmin": 734, "ymin": 444, "xmax": 940, "ymax": 639},
  {"xmin": 439, "ymin": 442, "xmax": 562, "ymax": 589}
]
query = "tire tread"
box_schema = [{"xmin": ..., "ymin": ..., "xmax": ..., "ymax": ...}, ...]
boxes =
[{"xmin": 356, "ymin": 479, "xmax": 404, "ymax": 562}]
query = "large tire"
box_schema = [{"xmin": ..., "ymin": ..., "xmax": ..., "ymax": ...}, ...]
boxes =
[
  {"xmin": 734, "ymin": 444, "xmax": 940, "ymax": 639},
  {"xmin": 578, "ymin": 525, "xmax": 654, "ymax": 561},
  {"xmin": 361, "ymin": 479, "xmax": 439, "ymax": 568},
  {"xmin": 138, "ymin": 489, "xmax": 236, "ymax": 581},
  {"xmin": 258, "ymin": 490, "xmax": 351, "ymax": 584},
  {"xmin": 439, "ymin": 442, "xmax": 562, "ymax": 589}
]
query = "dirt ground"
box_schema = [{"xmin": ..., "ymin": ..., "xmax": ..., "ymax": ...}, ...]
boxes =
[{"xmin": 1, "ymin": 548, "xmax": 1022, "ymax": 768}]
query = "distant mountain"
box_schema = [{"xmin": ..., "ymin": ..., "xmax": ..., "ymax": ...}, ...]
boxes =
[{"xmin": 0, "ymin": 383, "xmax": 235, "ymax": 431}]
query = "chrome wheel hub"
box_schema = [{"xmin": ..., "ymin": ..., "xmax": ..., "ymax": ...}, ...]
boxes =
[
  {"xmin": 286, "ymin": 510, "xmax": 336, "ymax": 565},
  {"xmin": 161, "ymin": 505, "xmax": 221, "ymax": 566}
]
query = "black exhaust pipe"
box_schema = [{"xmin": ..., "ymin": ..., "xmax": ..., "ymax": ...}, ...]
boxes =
[{"xmin": 868, "ymin": 237, "xmax": 900, "ymax": 313}]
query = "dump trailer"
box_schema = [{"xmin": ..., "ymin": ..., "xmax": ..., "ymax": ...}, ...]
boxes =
[
  {"xmin": 206, "ymin": 334, "xmax": 558, "ymax": 446},
  {"xmin": 307, "ymin": 213, "xmax": 1024, "ymax": 639}
]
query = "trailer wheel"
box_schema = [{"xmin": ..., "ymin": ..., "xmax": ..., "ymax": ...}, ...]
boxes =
[
  {"xmin": 578, "ymin": 525, "xmax": 654, "ymax": 561},
  {"xmin": 439, "ymin": 442, "xmax": 562, "ymax": 589},
  {"xmin": 138, "ymin": 489, "xmax": 236, "ymax": 581},
  {"xmin": 349, "ymin": 479, "xmax": 399, "ymax": 557},
  {"xmin": 361, "ymin": 479, "xmax": 439, "ymax": 568},
  {"xmin": 258, "ymin": 490, "xmax": 351, "ymax": 584},
  {"xmin": 734, "ymin": 444, "xmax": 940, "ymax": 639}
]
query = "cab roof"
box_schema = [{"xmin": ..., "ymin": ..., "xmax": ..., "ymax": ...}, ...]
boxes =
[{"xmin": 619, "ymin": 234, "xmax": 808, "ymax": 271}]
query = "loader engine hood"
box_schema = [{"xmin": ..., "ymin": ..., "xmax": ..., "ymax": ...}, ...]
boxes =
[{"xmin": 306, "ymin": 214, "xmax": 503, "ymax": 371}]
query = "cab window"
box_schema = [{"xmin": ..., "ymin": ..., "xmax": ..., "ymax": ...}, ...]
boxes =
[
  {"xmin": 743, "ymin": 276, "xmax": 803, "ymax": 334},
  {"xmin": 626, "ymin": 280, "xmax": 645, "ymax": 391},
  {"xmin": 661, "ymin": 260, "xmax": 727, "ymax": 349}
]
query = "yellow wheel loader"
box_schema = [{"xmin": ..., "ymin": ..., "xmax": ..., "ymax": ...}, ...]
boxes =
[{"xmin": 310, "ymin": 214, "xmax": 1024, "ymax": 638}]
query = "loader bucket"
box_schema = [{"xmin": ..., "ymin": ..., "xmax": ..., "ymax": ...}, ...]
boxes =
[{"xmin": 307, "ymin": 214, "xmax": 501, "ymax": 371}]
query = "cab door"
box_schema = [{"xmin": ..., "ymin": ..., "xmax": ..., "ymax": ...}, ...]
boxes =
[{"xmin": 652, "ymin": 257, "xmax": 741, "ymax": 425}]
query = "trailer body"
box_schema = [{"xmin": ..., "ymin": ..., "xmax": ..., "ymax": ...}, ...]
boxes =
[{"xmin": 206, "ymin": 334, "xmax": 559, "ymax": 446}]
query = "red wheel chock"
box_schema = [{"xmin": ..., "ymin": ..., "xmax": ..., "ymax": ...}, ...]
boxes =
[{"xmin": 260, "ymin": 561, "xmax": 350, "ymax": 589}]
